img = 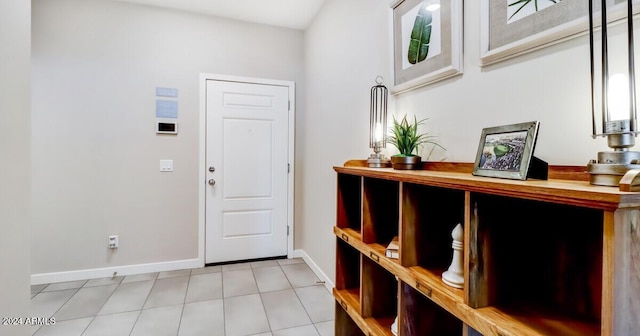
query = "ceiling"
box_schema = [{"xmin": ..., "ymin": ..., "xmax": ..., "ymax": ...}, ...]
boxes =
[{"xmin": 111, "ymin": 0, "xmax": 326, "ymax": 30}]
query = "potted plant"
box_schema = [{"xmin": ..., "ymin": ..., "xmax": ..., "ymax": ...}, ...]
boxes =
[{"xmin": 387, "ymin": 114, "xmax": 443, "ymax": 170}]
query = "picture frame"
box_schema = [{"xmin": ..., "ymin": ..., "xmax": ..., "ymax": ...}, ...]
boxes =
[
  {"xmin": 390, "ymin": 0, "xmax": 463, "ymax": 95},
  {"xmin": 473, "ymin": 121, "xmax": 547, "ymax": 180},
  {"xmin": 480, "ymin": 0, "xmax": 638, "ymax": 67}
]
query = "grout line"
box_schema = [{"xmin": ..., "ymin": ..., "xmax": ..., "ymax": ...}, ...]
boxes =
[
  {"xmin": 220, "ymin": 266, "xmax": 228, "ymax": 335},
  {"xmin": 291, "ymin": 284, "xmax": 315, "ymax": 330}
]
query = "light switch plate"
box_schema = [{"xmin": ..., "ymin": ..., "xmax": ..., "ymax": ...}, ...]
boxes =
[{"xmin": 160, "ymin": 160, "xmax": 174, "ymax": 172}]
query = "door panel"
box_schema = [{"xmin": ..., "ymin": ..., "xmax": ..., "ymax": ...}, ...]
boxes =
[
  {"xmin": 222, "ymin": 210, "xmax": 273, "ymax": 238},
  {"xmin": 223, "ymin": 119, "xmax": 273, "ymax": 198},
  {"xmin": 205, "ymin": 79, "xmax": 289, "ymax": 264}
]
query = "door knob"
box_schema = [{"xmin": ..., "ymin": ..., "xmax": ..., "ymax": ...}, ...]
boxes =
[{"xmin": 208, "ymin": 179, "xmax": 216, "ymax": 186}]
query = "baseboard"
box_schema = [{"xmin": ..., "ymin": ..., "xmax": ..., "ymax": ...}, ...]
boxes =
[
  {"xmin": 31, "ymin": 258, "xmax": 202, "ymax": 285},
  {"xmin": 294, "ymin": 249, "xmax": 334, "ymax": 292},
  {"xmin": 32, "ymin": 252, "xmax": 332, "ymax": 287}
]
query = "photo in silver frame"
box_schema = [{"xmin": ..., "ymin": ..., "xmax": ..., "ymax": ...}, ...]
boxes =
[{"xmin": 472, "ymin": 121, "xmax": 547, "ymax": 180}]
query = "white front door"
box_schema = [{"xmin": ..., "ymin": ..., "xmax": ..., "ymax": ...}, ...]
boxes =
[{"xmin": 204, "ymin": 77, "xmax": 292, "ymax": 264}]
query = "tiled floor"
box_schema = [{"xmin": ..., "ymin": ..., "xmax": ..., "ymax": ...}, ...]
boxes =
[{"xmin": 30, "ymin": 258, "xmax": 335, "ymax": 336}]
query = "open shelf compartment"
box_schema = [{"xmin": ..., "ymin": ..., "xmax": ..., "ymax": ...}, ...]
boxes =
[
  {"xmin": 362, "ymin": 177, "xmax": 399, "ymax": 245},
  {"xmin": 361, "ymin": 256, "xmax": 397, "ymax": 335},
  {"xmin": 336, "ymin": 238, "xmax": 361, "ymax": 306},
  {"xmin": 335, "ymin": 301, "xmax": 366, "ymax": 336},
  {"xmin": 337, "ymin": 173, "xmax": 362, "ymax": 233},
  {"xmin": 400, "ymin": 183, "xmax": 465, "ymax": 274},
  {"xmin": 400, "ymin": 280, "xmax": 463, "ymax": 335},
  {"xmin": 468, "ymin": 193, "xmax": 603, "ymax": 336}
]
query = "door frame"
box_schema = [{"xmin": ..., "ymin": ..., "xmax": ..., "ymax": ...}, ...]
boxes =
[{"xmin": 198, "ymin": 73, "xmax": 295, "ymax": 265}]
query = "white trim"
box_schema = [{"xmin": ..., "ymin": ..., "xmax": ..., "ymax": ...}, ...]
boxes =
[
  {"xmin": 286, "ymin": 82, "xmax": 296, "ymax": 260},
  {"xmin": 31, "ymin": 258, "xmax": 201, "ymax": 285},
  {"xmin": 294, "ymin": 249, "xmax": 334, "ymax": 292},
  {"xmin": 198, "ymin": 73, "xmax": 296, "ymax": 264}
]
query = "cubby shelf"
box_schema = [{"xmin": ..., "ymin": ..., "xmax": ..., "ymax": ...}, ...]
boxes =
[{"xmin": 333, "ymin": 161, "xmax": 640, "ymax": 336}]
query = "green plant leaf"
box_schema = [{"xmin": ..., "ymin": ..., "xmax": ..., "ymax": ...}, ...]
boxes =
[
  {"xmin": 408, "ymin": 5, "xmax": 432, "ymax": 65},
  {"xmin": 387, "ymin": 114, "xmax": 444, "ymax": 158}
]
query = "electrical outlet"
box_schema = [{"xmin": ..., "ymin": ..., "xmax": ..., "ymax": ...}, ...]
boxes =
[{"xmin": 108, "ymin": 235, "xmax": 119, "ymax": 249}]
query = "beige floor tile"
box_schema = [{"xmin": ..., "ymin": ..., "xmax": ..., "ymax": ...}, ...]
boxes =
[
  {"xmin": 281, "ymin": 263, "xmax": 320, "ymax": 288},
  {"xmin": 121, "ymin": 272, "xmax": 158, "ymax": 283},
  {"xmin": 41, "ymin": 280, "xmax": 87, "ymax": 292},
  {"xmin": 224, "ymin": 294, "xmax": 270, "ymax": 336},
  {"xmin": 54, "ymin": 285, "xmax": 118, "ymax": 321},
  {"xmin": 83, "ymin": 311, "xmax": 139, "ymax": 336},
  {"xmin": 277, "ymin": 258, "xmax": 304, "ymax": 266},
  {"xmin": 222, "ymin": 269, "xmax": 258, "ymax": 298},
  {"xmin": 130, "ymin": 305, "xmax": 183, "ymax": 336},
  {"xmin": 178, "ymin": 299, "xmax": 224, "ymax": 336},
  {"xmin": 143, "ymin": 276, "xmax": 189, "ymax": 309},
  {"xmin": 190, "ymin": 265, "xmax": 221, "ymax": 275},
  {"xmin": 254, "ymin": 266, "xmax": 292, "ymax": 293},
  {"xmin": 272, "ymin": 324, "xmax": 319, "ymax": 336},
  {"xmin": 251, "ymin": 260, "xmax": 280, "ymax": 268},
  {"xmin": 84, "ymin": 276, "xmax": 124, "ymax": 287},
  {"xmin": 33, "ymin": 317, "xmax": 92, "ymax": 336},
  {"xmin": 185, "ymin": 272, "xmax": 222, "ymax": 303},
  {"xmin": 157, "ymin": 269, "xmax": 191, "ymax": 279},
  {"xmin": 261, "ymin": 289, "xmax": 311, "ymax": 331},
  {"xmin": 31, "ymin": 284, "xmax": 48, "ymax": 295},
  {"xmin": 30, "ymin": 289, "xmax": 78, "ymax": 319},
  {"xmin": 315, "ymin": 320, "xmax": 334, "ymax": 336},
  {"xmin": 98, "ymin": 280, "xmax": 154, "ymax": 315},
  {"xmin": 295, "ymin": 285, "xmax": 334, "ymax": 323},
  {"xmin": 222, "ymin": 262, "xmax": 252, "ymax": 272}
]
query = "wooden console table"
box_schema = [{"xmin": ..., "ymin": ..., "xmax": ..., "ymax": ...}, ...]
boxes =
[{"xmin": 333, "ymin": 161, "xmax": 640, "ymax": 336}]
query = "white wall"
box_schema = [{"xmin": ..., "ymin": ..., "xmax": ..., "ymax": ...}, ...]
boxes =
[
  {"xmin": 0, "ymin": 0, "xmax": 31, "ymax": 334},
  {"xmin": 300, "ymin": 0, "xmax": 631, "ymax": 283},
  {"xmin": 300, "ymin": 0, "xmax": 394, "ymax": 284},
  {"xmin": 31, "ymin": 0, "xmax": 304, "ymax": 278}
]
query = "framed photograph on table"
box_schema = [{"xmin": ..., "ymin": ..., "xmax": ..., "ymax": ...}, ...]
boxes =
[
  {"xmin": 473, "ymin": 121, "xmax": 547, "ymax": 180},
  {"xmin": 480, "ymin": 0, "xmax": 638, "ymax": 67},
  {"xmin": 390, "ymin": 0, "xmax": 463, "ymax": 95}
]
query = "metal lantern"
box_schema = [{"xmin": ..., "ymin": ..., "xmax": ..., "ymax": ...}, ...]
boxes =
[
  {"xmin": 367, "ymin": 76, "xmax": 390, "ymax": 168},
  {"xmin": 587, "ymin": 0, "xmax": 640, "ymax": 187}
]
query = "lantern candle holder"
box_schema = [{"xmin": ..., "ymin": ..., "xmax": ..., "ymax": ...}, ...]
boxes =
[{"xmin": 367, "ymin": 76, "xmax": 391, "ymax": 168}]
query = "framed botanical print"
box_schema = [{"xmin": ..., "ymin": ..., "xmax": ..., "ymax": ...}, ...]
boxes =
[
  {"xmin": 390, "ymin": 0, "xmax": 463, "ymax": 94},
  {"xmin": 480, "ymin": 0, "xmax": 638, "ymax": 66}
]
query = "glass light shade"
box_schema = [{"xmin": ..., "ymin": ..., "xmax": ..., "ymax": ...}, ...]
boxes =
[
  {"xmin": 374, "ymin": 122, "xmax": 384, "ymax": 143},
  {"xmin": 608, "ymin": 73, "xmax": 630, "ymax": 121},
  {"xmin": 587, "ymin": 0, "xmax": 640, "ymax": 187},
  {"xmin": 367, "ymin": 76, "xmax": 390, "ymax": 168}
]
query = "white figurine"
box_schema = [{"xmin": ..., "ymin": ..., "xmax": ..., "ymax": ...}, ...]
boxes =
[
  {"xmin": 391, "ymin": 316, "xmax": 398, "ymax": 335},
  {"xmin": 442, "ymin": 223, "xmax": 464, "ymax": 288}
]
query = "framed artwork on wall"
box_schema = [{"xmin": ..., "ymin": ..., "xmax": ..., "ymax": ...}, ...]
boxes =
[
  {"xmin": 390, "ymin": 0, "xmax": 463, "ymax": 95},
  {"xmin": 473, "ymin": 121, "xmax": 547, "ymax": 180},
  {"xmin": 480, "ymin": 0, "xmax": 638, "ymax": 67}
]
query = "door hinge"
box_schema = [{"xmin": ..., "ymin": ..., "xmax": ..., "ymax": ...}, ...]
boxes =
[
  {"xmin": 287, "ymin": 226, "xmax": 290, "ymax": 236},
  {"xmin": 288, "ymin": 100, "xmax": 291, "ymax": 111},
  {"xmin": 288, "ymin": 163, "xmax": 290, "ymax": 173}
]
